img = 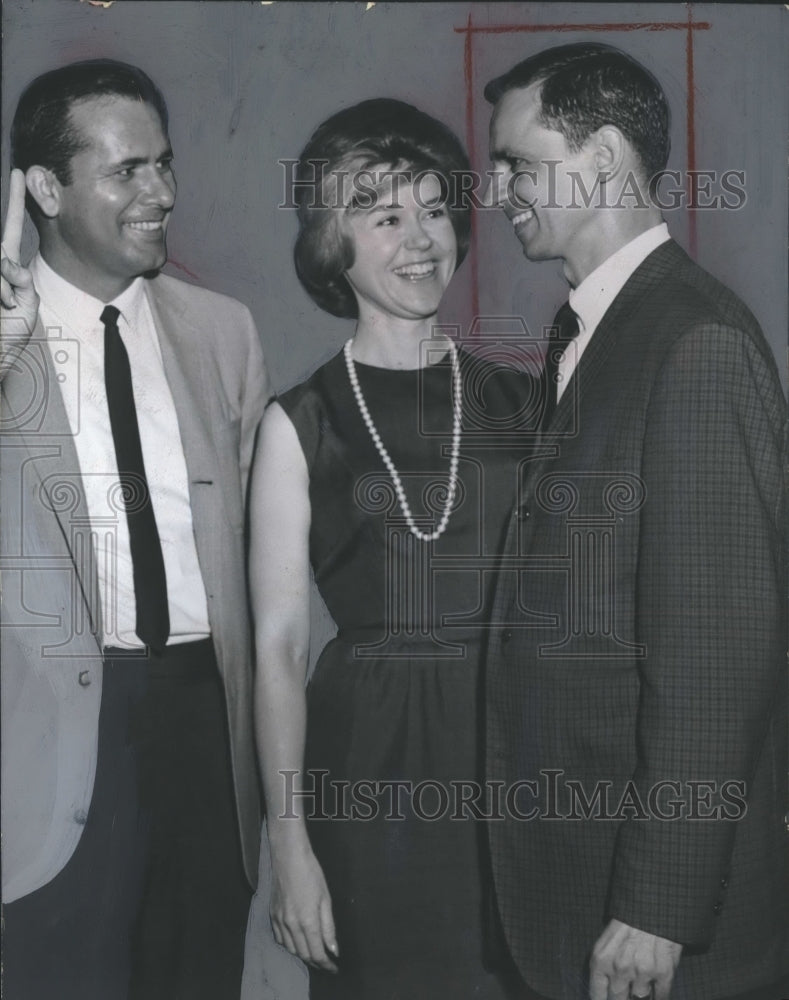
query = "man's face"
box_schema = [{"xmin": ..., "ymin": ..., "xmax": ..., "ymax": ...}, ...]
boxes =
[
  {"xmin": 46, "ymin": 95, "xmax": 176, "ymax": 301},
  {"xmin": 489, "ymin": 82, "xmax": 599, "ymax": 280}
]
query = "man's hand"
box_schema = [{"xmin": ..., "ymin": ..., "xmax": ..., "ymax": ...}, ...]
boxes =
[
  {"xmin": 1, "ymin": 168, "xmax": 39, "ymax": 379},
  {"xmin": 589, "ymin": 919, "xmax": 682, "ymax": 1000}
]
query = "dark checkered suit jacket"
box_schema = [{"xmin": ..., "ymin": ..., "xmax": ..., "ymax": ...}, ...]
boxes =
[{"xmin": 485, "ymin": 240, "xmax": 789, "ymax": 999}]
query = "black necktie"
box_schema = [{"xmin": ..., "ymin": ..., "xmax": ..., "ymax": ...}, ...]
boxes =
[
  {"xmin": 542, "ymin": 301, "xmax": 580, "ymax": 430},
  {"xmin": 102, "ymin": 305, "xmax": 169, "ymax": 652}
]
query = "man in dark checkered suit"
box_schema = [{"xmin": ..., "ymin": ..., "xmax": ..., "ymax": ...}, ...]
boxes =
[{"xmin": 484, "ymin": 43, "xmax": 788, "ymax": 1000}]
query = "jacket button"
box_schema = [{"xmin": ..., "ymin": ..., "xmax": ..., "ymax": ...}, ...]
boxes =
[
  {"xmin": 713, "ymin": 902, "xmax": 723, "ymax": 916},
  {"xmin": 78, "ymin": 671, "xmax": 92, "ymax": 687},
  {"xmin": 720, "ymin": 877, "xmax": 728, "ymax": 889},
  {"xmin": 502, "ymin": 629, "xmax": 514, "ymax": 645}
]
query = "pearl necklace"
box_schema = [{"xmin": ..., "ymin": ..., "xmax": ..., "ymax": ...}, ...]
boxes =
[{"xmin": 343, "ymin": 338, "xmax": 462, "ymax": 542}]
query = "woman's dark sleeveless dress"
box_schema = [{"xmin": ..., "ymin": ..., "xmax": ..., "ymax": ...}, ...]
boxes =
[{"xmin": 277, "ymin": 346, "xmax": 536, "ymax": 999}]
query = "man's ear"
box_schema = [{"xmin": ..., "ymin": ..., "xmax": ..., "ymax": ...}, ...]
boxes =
[
  {"xmin": 591, "ymin": 125, "xmax": 627, "ymax": 181},
  {"xmin": 25, "ymin": 166, "xmax": 62, "ymax": 219}
]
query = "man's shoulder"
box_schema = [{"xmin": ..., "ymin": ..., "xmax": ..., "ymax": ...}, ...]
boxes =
[
  {"xmin": 629, "ymin": 242, "xmax": 783, "ymax": 399},
  {"xmin": 145, "ymin": 271, "xmax": 254, "ymax": 324},
  {"xmin": 643, "ymin": 241, "xmax": 761, "ymax": 337}
]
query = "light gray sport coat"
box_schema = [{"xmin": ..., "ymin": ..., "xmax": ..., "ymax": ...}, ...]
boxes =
[{"xmin": 1, "ymin": 271, "xmax": 268, "ymax": 901}]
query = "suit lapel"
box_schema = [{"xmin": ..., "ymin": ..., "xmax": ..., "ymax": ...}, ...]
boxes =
[
  {"xmin": 144, "ymin": 279, "xmax": 228, "ymax": 645},
  {"xmin": 2, "ymin": 330, "xmax": 103, "ymax": 647},
  {"xmin": 145, "ymin": 279, "xmax": 217, "ymax": 478},
  {"xmin": 525, "ymin": 240, "xmax": 687, "ymax": 493}
]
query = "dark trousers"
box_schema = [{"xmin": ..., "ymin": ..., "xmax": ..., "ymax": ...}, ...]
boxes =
[{"xmin": 2, "ymin": 638, "xmax": 252, "ymax": 1000}]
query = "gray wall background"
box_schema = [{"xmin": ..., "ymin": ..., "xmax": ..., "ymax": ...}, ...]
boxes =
[
  {"xmin": 3, "ymin": 3, "xmax": 787, "ymax": 996},
  {"xmin": 3, "ymin": 2, "xmax": 788, "ymax": 390}
]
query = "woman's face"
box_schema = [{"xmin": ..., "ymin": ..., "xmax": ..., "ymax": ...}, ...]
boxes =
[{"xmin": 342, "ymin": 169, "xmax": 457, "ymax": 325}]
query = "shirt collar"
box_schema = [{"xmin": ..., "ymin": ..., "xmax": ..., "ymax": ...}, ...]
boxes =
[
  {"xmin": 568, "ymin": 223, "xmax": 670, "ymax": 336},
  {"xmin": 31, "ymin": 253, "xmax": 147, "ymax": 334}
]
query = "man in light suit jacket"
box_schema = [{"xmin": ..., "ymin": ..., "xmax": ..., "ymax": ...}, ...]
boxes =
[
  {"xmin": 0, "ymin": 59, "xmax": 271, "ymax": 1000},
  {"xmin": 483, "ymin": 44, "xmax": 788, "ymax": 1000}
]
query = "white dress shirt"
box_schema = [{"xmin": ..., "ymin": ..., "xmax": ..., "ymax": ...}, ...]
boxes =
[
  {"xmin": 556, "ymin": 223, "xmax": 671, "ymax": 402},
  {"xmin": 32, "ymin": 254, "xmax": 210, "ymax": 649}
]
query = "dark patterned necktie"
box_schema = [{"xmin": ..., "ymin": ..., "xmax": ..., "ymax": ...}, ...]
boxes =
[
  {"xmin": 102, "ymin": 305, "xmax": 169, "ymax": 652},
  {"xmin": 542, "ymin": 301, "xmax": 580, "ymax": 430}
]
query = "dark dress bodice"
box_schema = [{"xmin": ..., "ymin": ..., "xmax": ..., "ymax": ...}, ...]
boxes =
[{"xmin": 279, "ymin": 346, "xmax": 536, "ymax": 646}]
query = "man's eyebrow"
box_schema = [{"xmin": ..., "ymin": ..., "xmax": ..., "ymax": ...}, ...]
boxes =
[
  {"xmin": 109, "ymin": 148, "xmax": 174, "ymax": 169},
  {"xmin": 491, "ymin": 147, "xmax": 527, "ymax": 164}
]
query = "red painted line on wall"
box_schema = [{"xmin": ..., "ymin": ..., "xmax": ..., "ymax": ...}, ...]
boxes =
[
  {"xmin": 167, "ymin": 258, "xmax": 201, "ymax": 283},
  {"xmin": 686, "ymin": 5, "xmax": 698, "ymax": 257},
  {"xmin": 454, "ymin": 21, "xmax": 710, "ymax": 36},
  {"xmin": 463, "ymin": 11, "xmax": 480, "ymax": 323},
  {"xmin": 456, "ymin": 14, "xmax": 708, "ymax": 316}
]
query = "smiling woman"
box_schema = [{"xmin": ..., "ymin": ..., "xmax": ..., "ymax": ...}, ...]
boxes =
[
  {"xmin": 291, "ymin": 98, "xmax": 471, "ymax": 328},
  {"xmin": 249, "ymin": 98, "xmax": 539, "ymax": 999},
  {"xmin": 342, "ymin": 170, "xmax": 457, "ymax": 329}
]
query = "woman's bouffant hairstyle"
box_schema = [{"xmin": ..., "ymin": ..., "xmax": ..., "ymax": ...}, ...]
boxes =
[{"xmin": 293, "ymin": 99, "xmax": 471, "ymax": 319}]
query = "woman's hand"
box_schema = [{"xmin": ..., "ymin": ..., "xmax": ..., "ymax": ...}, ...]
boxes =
[{"xmin": 270, "ymin": 839, "xmax": 339, "ymax": 974}]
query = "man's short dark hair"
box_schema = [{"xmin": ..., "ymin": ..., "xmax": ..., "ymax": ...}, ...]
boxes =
[
  {"xmin": 11, "ymin": 59, "xmax": 169, "ymax": 184},
  {"xmin": 294, "ymin": 98, "xmax": 471, "ymax": 319},
  {"xmin": 484, "ymin": 43, "xmax": 670, "ymax": 178}
]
